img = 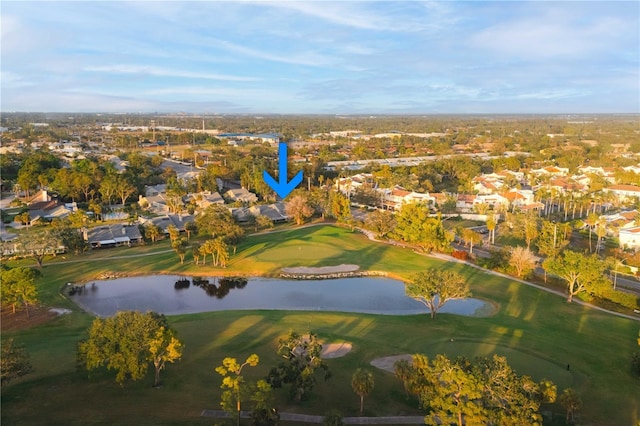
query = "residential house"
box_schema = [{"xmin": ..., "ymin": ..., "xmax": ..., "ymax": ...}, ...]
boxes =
[
  {"xmin": 472, "ymin": 176, "xmax": 503, "ymax": 195},
  {"xmin": 475, "ymin": 194, "xmax": 508, "ymax": 210},
  {"xmin": 84, "ymin": 224, "xmax": 143, "ymax": 249},
  {"xmin": 548, "ymin": 177, "xmax": 588, "ymax": 194},
  {"xmin": 622, "ymin": 165, "xmax": 640, "ymax": 174},
  {"xmin": 619, "ymin": 227, "xmax": 640, "ymax": 251},
  {"xmin": 578, "ymin": 165, "xmax": 617, "ymax": 183},
  {"xmin": 456, "ymin": 194, "xmax": 476, "ymax": 212},
  {"xmin": 334, "ymin": 173, "xmax": 373, "ymax": 196},
  {"xmin": 530, "ymin": 166, "xmax": 569, "ymax": 177},
  {"xmin": 230, "ymin": 207, "xmax": 252, "ymax": 223},
  {"xmin": 382, "ymin": 186, "xmax": 434, "ymax": 211},
  {"xmin": 187, "ymin": 191, "xmax": 225, "ymax": 210},
  {"xmin": 224, "ymin": 188, "xmax": 258, "ymax": 204},
  {"xmin": 139, "ymin": 184, "xmax": 170, "ymax": 214},
  {"xmin": 249, "ymin": 202, "xmax": 288, "ymax": 223},
  {"xmin": 604, "ymin": 185, "xmax": 640, "ymax": 202},
  {"xmin": 518, "ymin": 202, "xmax": 545, "ymax": 212},
  {"xmin": 25, "ymin": 190, "xmax": 77, "ymax": 224},
  {"xmin": 600, "ymin": 210, "xmax": 638, "ymax": 237},
  {"xmin": 138, "ymin": 193, "xmax": 170, "ymax": 214},
  {"xmin": 502, "ymin": 189, "xmax": 535, "ymax": 209},
  {"xmin": 145, "ymin": 184, "xmax": 167, "ymax": 197},
  {"xmin": 140, "ymin": 214, "xmax": 195, "ymax": 234}
]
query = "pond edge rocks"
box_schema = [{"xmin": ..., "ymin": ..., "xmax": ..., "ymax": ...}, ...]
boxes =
[{"xmin": 281, "ymin": 264, "xmax": 388, "ymax": 280}]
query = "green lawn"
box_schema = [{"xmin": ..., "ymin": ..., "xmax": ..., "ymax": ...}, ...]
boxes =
[{"xmin": 2, "ymin": 225, "xmax": 639, "ymax": 425}]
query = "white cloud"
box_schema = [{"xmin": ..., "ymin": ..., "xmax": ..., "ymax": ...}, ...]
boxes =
[
  {"xmin": 257, "ymin": 1, "xmax": 437, "ymax": 33},
  {"xmin": 83, "ymin": 65, "xmax": 260, "ymax": 82},
  {"xmin": 205, "ymin": 37, "xmax": 334, "ymax": 67},
  {"xmin": 144, "ymin": 86, "xmax": 291, "ymax": 100},
  {"xmin": 471, "ymin": 7, "xmax": 633, "ymax": 60},
  {"xmin": 0, "ymin": 71, "xmax": 34, "ymax": 89}
]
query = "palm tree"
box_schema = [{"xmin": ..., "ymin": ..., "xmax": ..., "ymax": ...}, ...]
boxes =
[
  {"xmin": 610, "ymin": 256, "xmax": 625, "ymax": 290},
  {"xmin": 201, "ymin": 239, "xmax": 217, "ymax": 266},
  {"xmin": 167, "ymin": 224, "xmax": 180, "ymax": 242},
  {"xmin": 393, "ymin": 359, "xmax": 413, "ymax": 398},
  {"xmin": 595, "ymin": 218, "xmax": 607, "ymax": 254},
  {"xmin": 172, "ymin": 238, "xmax": 188, "ymax": 264},
  {"xmin": 486, "ymin": 214, "xmax": 497, "ymax": 245},
  {"xmin": 191, "ymin": 242, "xmax": 201, "ymax": 265},
  {"xmin": 584, "ymin": 213, "xmax": 598, "ymax": 253},
  {"xmin": 145, "ymin": 224, "xmax": 161, "ymax": 244},
  {"xmin": 351, "ymin": 368, "xmax": 374, "ymax": 415},
  {"xmin": 213, "ymin": 237, "xmax": 229, "ymax": 267}
]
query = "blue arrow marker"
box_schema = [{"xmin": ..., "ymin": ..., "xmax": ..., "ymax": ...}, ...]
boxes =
[{"xmin": 263, "ymin": 142, "xmax": 303, "ymax": 199}]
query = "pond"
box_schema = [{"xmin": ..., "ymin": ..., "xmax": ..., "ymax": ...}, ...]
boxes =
[{"xmin": 68, "ymin": 275, "xmax": 495, "ymax": 317}]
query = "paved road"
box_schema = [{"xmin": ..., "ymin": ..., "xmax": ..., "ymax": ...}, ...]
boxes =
[
  {"xmin": 0, "ymin": 193, "xmax": 16, "ymax": 209},
  {"xmin": 201, "ymin": 409, "xmax": 425, "ymax": 424},
  {"xmin": 452, "ymin": 242, "xmax": 640, "ymax": 295}
]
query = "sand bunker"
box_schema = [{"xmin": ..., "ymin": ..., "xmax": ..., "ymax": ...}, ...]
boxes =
[
  {"xmin": 370, "ymin": 354, "xmax": 413, "ymax": 373},
  {"xmin": 49, "ymin": 308, "xmax": 72, "ymax": 315},
  {"xmin": 281, "ymin": 264, "xmax": 360, "ymax": 275},
  {"xmin": 321, "ymin": 342, "xmax": 353, "ymax": 359}
]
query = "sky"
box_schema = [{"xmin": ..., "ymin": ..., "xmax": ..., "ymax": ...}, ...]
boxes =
[{"xmin": 1, "ymin": 1, "xmax": 639, "ymax": 114}]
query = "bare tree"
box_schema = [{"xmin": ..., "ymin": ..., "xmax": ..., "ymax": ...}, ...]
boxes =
[
  {"xmin": 285, "ymin": 194, "xmax": 314, "ymax": 225},
  {"xmin": 509, "ymin": 246, "xmax": 537, "ymax": 279}
]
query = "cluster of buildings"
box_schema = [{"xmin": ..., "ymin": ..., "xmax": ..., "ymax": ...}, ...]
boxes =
[{"xmin": 335, "ymin": 162, "xmax": 640, "ymax": 250}]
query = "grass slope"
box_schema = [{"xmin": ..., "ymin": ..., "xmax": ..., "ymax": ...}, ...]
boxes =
[{"xmin": 2, "ymin": 225, "xmax": 639, "ymax": 425}]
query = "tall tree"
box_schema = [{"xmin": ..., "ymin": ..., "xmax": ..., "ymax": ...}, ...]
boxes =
[
  {"xmin": 351, "ymin": 368, "xmax": 375, "ymax": 414},
  {"xmin": 560, "ymin": 388, "xmax": 582, "ymax": 424},
  {"xmin": 184, "ymin": 221, "xmax": 197, "ymax": 240},
  {"xmin": 595, "ymin": 217, "xmax": 607, "ymax": 255},
  {"xmin": 266, "ymin": 330, "xmax": 330, "ymax": 401},
  {"xmin": 393, "ymin": 205, "xmax": 450, "ymax": 252},
  {"xmin": 172, "ymin": 238, "xmax": 189, "ymax": 264},
  {"xmin": 405, "ymin": 269, "xmax": 470, "ymax": 319},
  {"xmin": 285, "ymin": 194, "xmax": 314, "ymax": 225},
  {"xmin": 523, "ymin": 213, "xmax": 540, "ymax": 250},
  {"xmin": 330, "ymin": 191, "xmax": 351, "ymax": 222},
  {"xmin": 422, "ymin": 354, "xmax": 487, "ymax": 426},
  {"xmin": 0, "ymin": 267, "xmax": 38, "ymax": 319},
  {"xmin": 77, "ymin": 311, "xmax": 183, "ymax": 385},
  {"xmin": 486, "ymin": 214, "xmax": 497, "ymax": 245},
  {"xmin": 15, "ymin": 229, "xmax": 60, "ymax": 268},
  {"xmin": 167, "ymin": 224, "xmax": 180, "ymax": 242},
  {"xmin": 543, "ymin": 250, "xmax": 608, "ymax": 303},
  {"xmin": 115, "ymin": 174, "xmax": 136, "ymax": 206},
  {"xmin": 196, "ymin": 204, "xmax": 244, "ymax": 243},
  {"xmin": 215, "ymin": 354, "xmax": 260, "ymax": 426},
  {"xmin": 99, "ymin": 174, "xmax": 118, "ymax": 206},
  {"xmin": 584, "ymin": 213, "xmax": 599, "ymax": 253},
  {"xmin": 364, "ymin": 210, "xmax": 396, "ymax": 239},
  {"xmin": 405, "ymin": 353, "xmax": 552, "ymax": 426},
  {"xmin": 393, "ymin": 358, "xmax": 414, "ymax": 398},
  {"xmin": 145, "ymin": 224, "xmax": 162, "ymax": 244},
  {"xmin": 0, "ymin": 338, "xmax": 33, "ymax": 384},
  {"xmin": 474, "ymin": 354, "xmax": 554, "ymax": 425},
  {"xmin": 191, "ymin": 242, "xmax": 202, "ymax": 265},
  {"xmin": 460, "ymin": 228, "xmax": 482, "ymax": 254}
]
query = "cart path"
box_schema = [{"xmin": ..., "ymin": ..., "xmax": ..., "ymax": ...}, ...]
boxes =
[{"xmin": 201, "ymin": 409, "xmax": 425, "ymax": 424}]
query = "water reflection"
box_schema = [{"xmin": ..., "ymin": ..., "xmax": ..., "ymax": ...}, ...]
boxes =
[
  {"xmin": 189, "ymin": 277, "xmax": 248, "ymax": 299},
  {"xmin": 69, "ymin": 275, "xmax": 494, "ymax": 318},
  {"xmin": 174, "ymin": 278, "xmax": 190, "ymax": 290}
]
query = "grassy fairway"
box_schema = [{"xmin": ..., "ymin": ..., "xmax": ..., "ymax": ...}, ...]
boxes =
[{"xmin": 2, "ymin": 225, "xmax": 639, "ymax": 425}]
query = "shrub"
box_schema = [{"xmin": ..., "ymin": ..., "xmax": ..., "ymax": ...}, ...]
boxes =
[{"xmin": 451, "ymin": 250, "xmax": 469, "ymax": 261}]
